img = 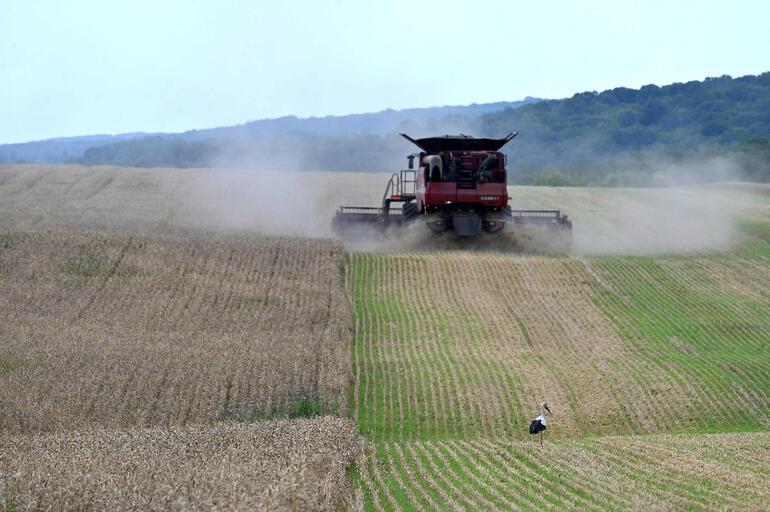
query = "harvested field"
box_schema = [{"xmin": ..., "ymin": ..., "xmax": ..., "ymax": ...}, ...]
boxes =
[
  {"xmin": 3, "ymin": 165, "xmax": 770, "ymax": 510},
  {"xmin": 0, "ymin": 416, "xmax": 361, "ymax": 511},
  {"xmin": 357, "ymin": 432, "xmax": 770, "ymax": 511},
  {"xmin": 348, "ymin": 252, "xmax": 769, "ymax": 441},
  {"xmin": 0, "ymin": 230, "xmax": 351, "ymax": 433},
  {"xmin": 348, "ymin": 236, "xmax": 770, "ymax": 509},
  {"xmin": 349, "ymin": 252, "xmax": 624, "ymax": 439},
  {"xmin": 588, "ymin": 253, "xmax": 770, "ymax": 432}
]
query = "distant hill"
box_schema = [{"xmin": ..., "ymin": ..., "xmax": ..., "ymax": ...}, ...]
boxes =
[
  {"xmin": 0, "ymin": 98, "xmax": 539, "ymax": 164},
  {"xmin": 3, "ymin": 73, "xmax": 769, "ymax": 185},
  {"xmin": 0, "ymin": 133, "xmax": 151, "ymax": 165},
  {"xmin": 184, "ymin": 98, "xmax": 541, "ymax": 139}
]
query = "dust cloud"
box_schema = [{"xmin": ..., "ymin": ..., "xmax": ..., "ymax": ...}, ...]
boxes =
[
  {"xmin": 339, "ymin": 156, "xmax": 751, "ymax": 256},
  {"xmin": 193, "ymin": 170, "xmax": 327, "ymax": 237},
  {"xmin": 187, "ymin": 168, "xmax": 387, "ymax": 238},
  {"xmin": 553, "ymin": 155, "xmax": 749, "ymax": 256},
  {"xmin": 567, "ymin": 187, "xmax": 740, "ymax": 255},
  {"xmin": 343, "ymin": 221, "xmax": 571, "ymax": 254},
  {"xmin": 188, "ymin": 156, "xmax": 752, "ymax": 256},
  {"xmin": 2, "ymin": 156, "xmax": 754, "ymax": 257}
]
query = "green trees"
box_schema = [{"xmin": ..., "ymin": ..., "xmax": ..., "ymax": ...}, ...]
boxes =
[
  {"xmin": 79, "ymin": 137, "xmax": 217, "ymax": 167},
  {"xmin": 478, "ymin": 72, "xmax": 770, "ymax": 183},
  {"xmin": 64, "ymin": 72, "xmax": 770, "ymax": 184}
]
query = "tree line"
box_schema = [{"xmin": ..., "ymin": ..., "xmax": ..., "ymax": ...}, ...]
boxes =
[{"xmin": 71, "ymin": 72, "xmax": 770, "ymax": 185}]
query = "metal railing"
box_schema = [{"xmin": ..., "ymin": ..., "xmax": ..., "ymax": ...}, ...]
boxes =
[
  {"xmin": 510, "ymin": 210, "xmax": 563, "ymax": 218},
  {"xmin": 382, "ymin": 170, "xmax": 417, "ymax": 208},
  {"xmin": 399, "ymin": 170, "xmax": 416, "ymax": 196}
]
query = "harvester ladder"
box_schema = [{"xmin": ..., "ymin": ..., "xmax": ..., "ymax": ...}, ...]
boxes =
[
  {"xmin": 458, "ymin": 155, "xmax": 477, "ymax": 189},
  {"xmin": 381, "ymin": 171, "xmax": 417, "ymax": 220},
  {"xmin": 382, "ymin": 173, "xmax": 400, "ymax": 212}
]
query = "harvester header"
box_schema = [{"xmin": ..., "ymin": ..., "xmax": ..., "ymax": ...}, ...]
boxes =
[
  {"xmin": 332, "ymin": 132, "xmax": 572, "ymax": 250},
  {"xmin": 400, "ymin": 132, "xmax": 518, "ymax": 152}
]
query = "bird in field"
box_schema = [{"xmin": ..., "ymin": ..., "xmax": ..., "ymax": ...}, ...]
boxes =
[{"xmin": 529, "ymin": 402, "xmax": 551, "ymax": 448}]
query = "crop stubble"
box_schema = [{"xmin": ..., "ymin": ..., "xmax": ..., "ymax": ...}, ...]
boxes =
[
  {"xmin": 348, "ymin": 249, "xmax": 770, "ymax": 510},
  {"xmin": 3, "ymin": 166, "xmax": 770, "ymax": 510},
  {"xmin": 356, "ymin": 432, "xmax": 770, "ymax": 511}
]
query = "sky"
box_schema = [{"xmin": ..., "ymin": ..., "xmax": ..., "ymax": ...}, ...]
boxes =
[{"xmin": 1, "ymin": 0, "xmax": 768, "ymax": 144}]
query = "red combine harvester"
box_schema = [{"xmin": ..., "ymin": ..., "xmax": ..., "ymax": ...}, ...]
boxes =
[{"xmin": 332, "ymin": 133, "xmax": 572, "ymax": 248}]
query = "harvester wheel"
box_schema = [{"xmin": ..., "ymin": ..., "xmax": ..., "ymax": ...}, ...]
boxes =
[
  {"xmin": 426, "ymin": 218, "xmax": 449, "ymax": 233},
  {"xmin": 483, "ymin": 220, "xmax": 505, "ymax": 233}
]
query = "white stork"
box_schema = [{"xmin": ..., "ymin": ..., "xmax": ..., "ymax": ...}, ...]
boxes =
[{"xmin": 529, "ymin": 402, "xmax": 551, "ymax": 447}]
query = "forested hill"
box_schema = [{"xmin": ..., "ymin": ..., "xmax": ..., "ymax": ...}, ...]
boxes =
[
  {"xmin": 2, "ymin": 73, "xmax": 769, "ymax": 184},
  {"xmin": 478, "ymin": 72, "xmax": 770, "ymax": 183},
  {"xmin": 0, "ymin": 98, "xmax": 538, "ymax": 165}
]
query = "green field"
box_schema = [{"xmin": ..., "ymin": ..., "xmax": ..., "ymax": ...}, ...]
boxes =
[{"xmin": 347, "ymin": 219, "xmax": 770, "ymax": 510}]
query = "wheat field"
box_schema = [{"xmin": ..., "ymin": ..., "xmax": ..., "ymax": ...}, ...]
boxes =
[
  {"xmin": 0, "ymin": 231, "xmax": 351, "ymax": 433},
  {"xmin": 2, "ymin": 164, "xmax": 769, "ymax": 511},
  {"xmin": 0, "ymin": 164, "xmax": 387, "ymax": 239},
  {"xmin": 0, "ymin": 222, "xmax": 361, "ymax": 508},
  {"xmin": 1, "ymin": 417, "xmax": 361, "ymax": 511}
]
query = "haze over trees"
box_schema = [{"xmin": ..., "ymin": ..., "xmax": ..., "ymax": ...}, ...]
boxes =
[
  {"xmin": 1, "ymin": 73, "xmax": 769, "ymax": 185},
  {"xmin": 481, "ymin": 73, "xmax": 770, "ymax": 185}
]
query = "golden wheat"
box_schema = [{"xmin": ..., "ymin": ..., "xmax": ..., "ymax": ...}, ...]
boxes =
[
  {"xmin": 0, "ymin": 416, "xmax": 361, "ymax": 511},
  {"xmin": 0, "ymin": 230, "xmax": 351, "ymax": 433}
]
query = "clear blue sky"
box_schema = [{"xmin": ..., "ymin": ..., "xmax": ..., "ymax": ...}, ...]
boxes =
[{"xmin": 1, "ymin": 0, "xmax": 768, "ymax": 144}]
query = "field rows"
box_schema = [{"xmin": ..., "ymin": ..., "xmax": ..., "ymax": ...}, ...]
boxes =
[
  {"xmin": 1, "ymin": 417, "xmax": 361, "ymax": 511},
  {"xmin": 348, "ymin": 245, "xmax": 770, "ymax": 510},
  {"xmin": 348, "ymin": 252, "xmax": 769, "ymax": 442},
  {"xmin": 2, "ymin": 168, "xmax": 770, "ymax": 510},
  {"xmin": 357, "ymin": 432, "xmax": 770, "ymax": 511},
  {"xmin": 588, "ymin": 254, "xmax": 770, "ymax": 432},
  {"xmin": 0, "ymin": 231, "xmax": 351, "ymax": 433},
  {"xmin": 350, "ymin": 252, "xmax": 617, "ymax": 440}
]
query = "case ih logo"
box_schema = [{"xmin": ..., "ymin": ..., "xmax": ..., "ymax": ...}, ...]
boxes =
[{"xmin": 480, "ymin": 196, "xmax": 499, "ymax": 200}]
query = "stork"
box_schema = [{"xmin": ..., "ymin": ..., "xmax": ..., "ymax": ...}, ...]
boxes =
[{"xmin": 529, "ymin": 402, "xmax": 551, "ymax": 447}]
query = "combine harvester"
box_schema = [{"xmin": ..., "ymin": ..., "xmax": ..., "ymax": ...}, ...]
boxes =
[{"xmin": 332, "ymin": 133, "xmax": 572, "ymax": 251}]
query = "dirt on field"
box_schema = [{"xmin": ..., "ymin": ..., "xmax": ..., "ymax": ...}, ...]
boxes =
[{"xmin": 0, "ymin": 417, "xmax": 362, "ymax": 511}]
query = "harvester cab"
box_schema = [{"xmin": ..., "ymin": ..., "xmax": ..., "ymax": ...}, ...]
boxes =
[{"xmin": 332, "ymin": 132, "xmax": 572, "ymax": 249}]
